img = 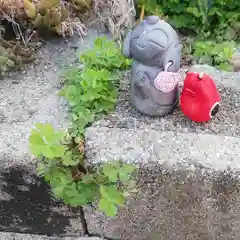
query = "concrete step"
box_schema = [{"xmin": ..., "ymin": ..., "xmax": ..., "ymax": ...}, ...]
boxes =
[
  {"xmin": 0, "ymin": 232, "xmax": 103, "ymax": 240},
  {"xmin": 85, "ymin": 126, "xmax": 240, "ymax": 176},
  {"xmin": 84, "ymin": 126, "xmax": 240, "ymax": 240},
  {"xmin": 0, "ymin": 28, "xmax": 107, "ymax": 237},
  {"xmin": 93, "ymin": 65, "xmax": 240, "ymax": 138}
]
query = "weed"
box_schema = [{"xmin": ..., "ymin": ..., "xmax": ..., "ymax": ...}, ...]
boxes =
[
  {"xmin": 29, "ymin": 37, "xmax": 136, "ymax": 217},
  {"xmin": 192, "ymin": 40, "xmax": 237, "ymax": 71},
  {"xmin": 137, "ymin": 0, "xmax": 240, "ymax": 70}
]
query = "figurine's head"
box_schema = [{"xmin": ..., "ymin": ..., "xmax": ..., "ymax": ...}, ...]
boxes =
[
  {"xmin": 180, "ymin": 72, "xmax": 221, "ymax": 122},
  {"xmin": 123, "ymin": 16, "xmax": 182, "ymax": 72}
]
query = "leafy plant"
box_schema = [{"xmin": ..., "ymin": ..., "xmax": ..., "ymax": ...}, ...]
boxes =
[
  {"xmin": 137, "ymin": 0, "xmax": 240, "ymax": 40},
  {"xmin": 29, "ymin": 123, "xmax": 137, "ymax": 216},
  {"xmin": 137, "ymin": 0, "xmax": 240, "ymax": 70},
  {"xmin": 29, "ymin": 37, "xmax": 136, "ymax": 217},
  {"xmin": 80, "ymin": 37, "xmax": 132, "ymax": 70},
  {"xmin": 192, "ymin": 40, "xmax": 238, "ymax": 71},
  {"xmin": 60, "ymin": 36, "xmax": 132, "ymax": 137}
]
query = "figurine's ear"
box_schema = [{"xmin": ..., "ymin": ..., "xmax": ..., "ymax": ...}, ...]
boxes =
[{"xmin": 122, "ymin": 31, "xmax": 132, "ymax": 58}]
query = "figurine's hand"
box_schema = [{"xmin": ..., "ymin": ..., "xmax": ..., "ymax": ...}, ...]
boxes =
[
  {"xmin": 162, "ymin": 44, "xmax": 182, "ymax": 72},
  {"xmin": 135, "ymin": 71, "xmax": 150, "ymax": 87},
  {"xmin": 134, "ymin": 71, "xmax": 151, "ymax": 100}
]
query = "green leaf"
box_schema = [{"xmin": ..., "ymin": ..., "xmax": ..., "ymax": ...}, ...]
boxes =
[
  {"xmin": 121, "ymin": 164, "xmax": 136, "ymax": 174},
  {"xmin": 49, "ymin": 168, "xmax": 73, "ymax": 186},
  {"xmin": 186, "ymin": 7, "xmax": 201, "ymax": 17},
  {"xmin": 29, "ymin": 130, "xmax": 45, "ymax": 146},
  {"xmin": 102, "ymin": 163, "xmax": 118, "ymax": 182},
  {"xmin": 50, "ymin": 144, "xmax": 65, "ymax": 158},
  {"xmin": 52, "ymin": 185, "xmax": 65, "ymax": 198},
  {"xmin": 29, "ymin": 144, "xmax": 45, "ymax": 157},
  {"xmin": 41, "ymin": 145, "xmax": 55, "ymax": 159},
  {"xmin": 64, "ymin": 182, "xmax": 98, "ymax": 206},
  {"xmin": 218, "ymin": 62, "xmax": 234, "ymax": 71},
  {"xmin": 67, "ymin": 196, "xmax": 89, "ymax": 207},
  {"xmin": 42, "ymin": 123, "xmax": 55, "ymax": 143},
  {"xmin": 118, "ymin": 172, "xmax": 131, "ymax": 182},
  {"xmin": 55, "ymin": 131, "xmax": 66, "ymax": 141},
  {"xmin": 77, "ymin": 182, "xmax": 98, "ymax": 202},
  {"xmin": 99, "ymin": 198, "xmax": 118, "ymax": 217},
  {"xmin": 123, "ymin": 191, "xmax": 132, "ymax": 197},
  {"xmin": 100, "ymin": 185, "xmax": 125, "ymax": 206},
  {"xmin": 82, "ymin": 173, "xmax": 94, "ymax": 183},
  {"xmin": 129, "ymin": 188, "xmax": 138, "ymax": 193},
  {"xmin": 61, "ymin": 152, "xmax": 76, "ymax": 166}
]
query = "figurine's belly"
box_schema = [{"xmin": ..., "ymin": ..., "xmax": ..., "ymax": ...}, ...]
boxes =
[{"xmin": 130, "ymin": 61, "xmax": 179, "ymax": 116}]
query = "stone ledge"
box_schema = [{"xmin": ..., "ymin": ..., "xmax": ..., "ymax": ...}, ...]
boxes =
[
  {"xmin": 85, "ymin": 126, "xmax": 240, "ymax": 172},
  {"xmin": 0, "ymin": 232, "xmax": 103, "ymax": 240},
  {"xmin": 84, "ymin": 126, "xmax": 240, "ymax": 240}
]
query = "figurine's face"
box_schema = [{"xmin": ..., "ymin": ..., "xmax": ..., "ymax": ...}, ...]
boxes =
[
  {"xmin": 130, "ymin": 21, "xmax": 167, "ymax": 62},
  {"xmin": 183, "ymin": 72, "xmax": 206, "ymax": 96},
  {"xmin": 127, "ymin": 17, "xmax": 181, "ymax": 71}
]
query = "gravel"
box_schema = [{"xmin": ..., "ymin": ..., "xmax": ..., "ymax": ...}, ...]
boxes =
[{"xmin": 92, "ymin": 67, "xmax": 240, "ymax": 137}]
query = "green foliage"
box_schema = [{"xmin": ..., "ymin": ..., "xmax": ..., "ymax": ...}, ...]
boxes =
[
  {"xmin": 137, "ymin": 0, "xmax": 240, "ymax": 70},
  {"xmin": 137, "ymin": 0, "xmax": 240, "ymax": 40},
  {"xmin": 60, "ymin": 36, "xmax": 132, "ymax": 137},
  {"xmin": 80, "ymin": 37, "xmax": 132, "ymax": 70},
  {"xmin": 29, "ymin": 123, "xmax": 66, "ymax": 159},
  {"xmin": 29, "ymin": 37, "xmax": 136, "ymax": 217},
  {"xmin": 192, "ymin": 40, "xmax": 238, "ymax": 71},
  {"xmin": 29, "ymin": 125, "xmax": 137, "ymax": 216}
]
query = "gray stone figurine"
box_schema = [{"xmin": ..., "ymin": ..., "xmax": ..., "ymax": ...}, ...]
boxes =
[{"xmin": 122, "ymin": 16, "xmax": 182, "ymax": 116}]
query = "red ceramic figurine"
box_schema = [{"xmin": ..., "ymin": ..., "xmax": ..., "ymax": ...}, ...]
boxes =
[{"xmin": 180, "ymin": 72, "xmax": 221, "ymax": 123}]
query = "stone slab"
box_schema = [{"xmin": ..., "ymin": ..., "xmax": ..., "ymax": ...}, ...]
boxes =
[
  {"xmin": 84, "ymin": 126, "xmax": 240, "ymax": 240},
  {"xmin": 0, "ymin": 28, "xmax": 108, "ymax": 236},
  {"xmin": 0, "ymin": 232, "xmax": 103, "ymax": 240},
  {"xmin": 85, "ymin": 127, "xmax": 240, "ymax": 172}
]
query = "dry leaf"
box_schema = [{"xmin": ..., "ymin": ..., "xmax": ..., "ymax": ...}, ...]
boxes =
[
  {"xmin": 32, "ymin": 13, "xmax": 43, "ymax": 26},
  {"xmin": 37, "ymin": 0, "xmax": 60, "ymax": 13},
  {"xmin": 78, "ymin": 142, "xmax": 85, "ymax": 154},
  {"xmin": 60, "ymin": 7, "xmax": 70, "ymax": 22},
  {"xmin": 47, "ymin": 8, "xmax": 62, "ymax": 26},
  {"xmin": 73, "ymin": 0, "xmax": 91, "ymax": 9},
  {"xmin": 54, "ymin": 24, "xmax": 62, "ymax": 35},
  {"xmin": 23, "ymin": 0, "xmax": 37, "ymax": 19}
]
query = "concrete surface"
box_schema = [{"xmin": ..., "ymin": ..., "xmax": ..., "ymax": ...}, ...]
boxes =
[
  {"xmin": 0, "ymin": 232, "xmax": 103, "ymax": 240},
  {"xmin": 83, "ymin": 65, "xmax": 240, "ymax": 240},
  {"xmin": 1, "ymin": 21, "xmax": 240, "ymax": 240},
  {"xmin": 85, "ymin": 127, "xmax": 240, "ymax": 171},
  {"xmin": 0, "ymin": 28, "xmax": 108, "ymax": 237}
]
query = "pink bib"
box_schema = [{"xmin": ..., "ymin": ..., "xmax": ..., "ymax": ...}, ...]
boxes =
[{"xmin": 154, "ymin": 71, "xmax": 180, "ymax": 93}]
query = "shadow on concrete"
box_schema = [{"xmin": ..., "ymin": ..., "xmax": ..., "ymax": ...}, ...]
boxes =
[{"xmin": 0, "ymin": 166, "xmax": 75, "ymax": 236}]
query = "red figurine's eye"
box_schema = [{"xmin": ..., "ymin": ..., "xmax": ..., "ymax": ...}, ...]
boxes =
[
  {"xmin": 184, "ymin": 88, "xmax": 195, "ymax": 97},
  {"xmin": 209, "ymin": 103, "xmax": 220, "ymax": 118}
]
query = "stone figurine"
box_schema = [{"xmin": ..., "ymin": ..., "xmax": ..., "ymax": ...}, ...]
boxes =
[{"xmin": 122, "ymin": 16, "xmax": 182, "ymax": 116}]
